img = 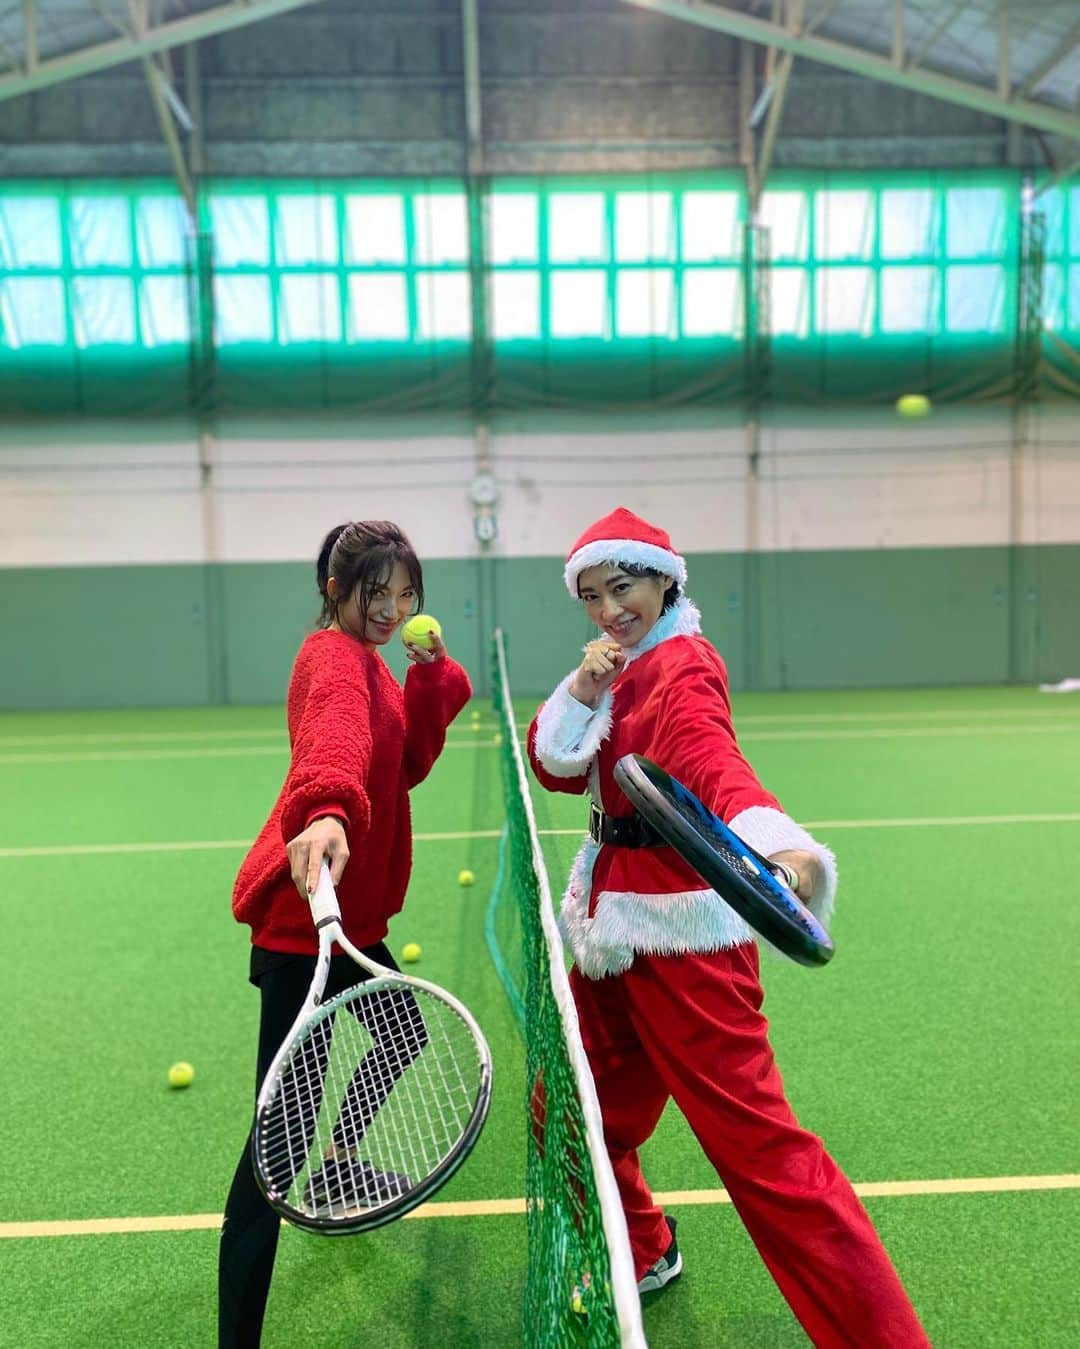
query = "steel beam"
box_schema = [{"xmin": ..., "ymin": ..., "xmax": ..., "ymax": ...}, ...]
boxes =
[
  {"xmin": 619, "ymin": 0, "xmax": 1080, "ymax": 140},
  {"xmin": 0, "ymin": 0, "xmax": 327, "ymax": 102},
  {"xmin": 1015, "ymin": 20, "xmax": 1080, "ymax": 99}
]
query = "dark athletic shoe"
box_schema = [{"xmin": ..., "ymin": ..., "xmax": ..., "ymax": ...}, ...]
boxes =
[
  {"xmin": 303, "ymin": 1156, "xmax": 412, "ymax": 1213},
  {"xmin": 637, "ymin": 1215, "xmax": 683, "ymax": 1294}
]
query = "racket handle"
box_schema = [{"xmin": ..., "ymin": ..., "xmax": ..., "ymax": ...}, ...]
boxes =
[{"xmin": 309, "ymin": 861, "xmax": 343, "ymax": 926}]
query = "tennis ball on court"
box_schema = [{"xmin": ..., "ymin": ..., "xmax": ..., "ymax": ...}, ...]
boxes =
[
  {"xmin": 896, "ymin": 393, "xmax": 931, "ymax": 419},
  {"xmin": 401, "ymin": 614, "xmax": 442, "ymax": 649},
  {"xmin": 470, "ymin": 708, "xmax": 481, "ymax": 721},
  {"xmin": 401, "ymin": 942, "xmax": 422, "ymax": 963},
  {"xmin": 458, "ymin": 869, "xmax": 476, "ymax": 887},
  {"xmin": 167, "ymin": 1061, "xmax": 195, "ymax": 1089}
]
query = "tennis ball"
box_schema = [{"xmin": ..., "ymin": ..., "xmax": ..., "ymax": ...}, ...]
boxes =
[
  {"xmin": 896, "ymin": 393, "xmax": 931, "ymax": 419},
  {"xmin": 401, "ymin": 614, "xmax": 442, "ymax": 649},
  {"xmin": 168, "ymin": 1061, "xmax": 194, "ymax": 1089},
  {"xmin": 401, "ymin": 941, "xmax": 422, "ymax": 963},
  {"xmin": 470, "ymin": 708, "xmax": 481, "ymax": 721},
  {"xmin": 458, "ymin": 869, "xmax": 476, "ymax": 887}
]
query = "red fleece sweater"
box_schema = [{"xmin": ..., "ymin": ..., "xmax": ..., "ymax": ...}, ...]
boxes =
[{"xmin": 233, "ymin": 627, "xmax": 472, "ymax": 953}]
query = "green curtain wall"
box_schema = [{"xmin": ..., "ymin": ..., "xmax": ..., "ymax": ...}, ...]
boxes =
[
  {"xmin": 2, "ymin": 545, "xmax": 1077, "ymax": 711},
  {"xmin": 2, "ymin": 170, "xmax": 1078, "ymax": 416}
]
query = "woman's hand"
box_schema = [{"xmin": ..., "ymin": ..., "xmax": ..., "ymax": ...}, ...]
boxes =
[
  {"xmin": 287, "ymin": 815, "xmax": 349, "ymax": 898},
  {"xmin": 768, "ymin": 848, "xmax": 821, "ymax": 901},
  {"xmin": 569, "ymin": 640, "xmax": 626, "ymax": 708},
  {"xmin": 404, "ymin": 629, "xmax": 446, "ymax": 664}
]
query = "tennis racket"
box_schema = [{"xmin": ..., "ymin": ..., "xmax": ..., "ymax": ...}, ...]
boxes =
[
  {"xmin": 252, "ymin": 862, "xmax": 493, "ymax": 1234},
  {"xmin": 613, "ymin": 754, "xmax": 835, "ymax": 968}
]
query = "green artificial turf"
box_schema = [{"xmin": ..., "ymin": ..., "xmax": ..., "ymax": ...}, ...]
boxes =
[{"xmin": 1, "ymin": 688, "xmax": 1078, "ymax": 1346}]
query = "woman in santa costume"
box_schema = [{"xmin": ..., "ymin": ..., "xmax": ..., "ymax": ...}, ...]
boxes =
[{"xmin": 527, "ymin": 507, "xmax": 929, "ymax": 1347}]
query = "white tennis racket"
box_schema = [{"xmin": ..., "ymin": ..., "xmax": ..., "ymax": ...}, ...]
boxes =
[{"xmin": 252, "ymin": 863, "xmax": 493, "ymax": 1234}]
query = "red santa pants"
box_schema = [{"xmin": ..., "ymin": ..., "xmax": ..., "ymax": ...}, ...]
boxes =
[{"xmin": 569, "ymin": 943, "xmax": 930, "ymax": 1348}]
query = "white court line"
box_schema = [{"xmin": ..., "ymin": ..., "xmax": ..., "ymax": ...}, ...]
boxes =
[
  {"xmin": 0, "ymin": 741, "xmax": 500, "ymax": 765},
  {"xmin": 0, "ymin": 721, "xmax": 1075, "ymax": 765},
  {"xmin": 2, "ymin": 1174, "xmax": 1077, "ymax": 1240},
  {"xmin": 1, "ymin": 815, "xmax": 1077, "ymax": 860}
]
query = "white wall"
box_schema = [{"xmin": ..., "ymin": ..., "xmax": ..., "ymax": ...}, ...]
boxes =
[{"xmin": 1, "ymin": 405, "xmax": 1077, "ymax": 569}]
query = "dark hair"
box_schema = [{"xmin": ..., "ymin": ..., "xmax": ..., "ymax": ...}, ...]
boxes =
[
  {"xmin": 579, "ymin": 561, "xmax": 681, "ymax": 615},
  {"xmin": 315, "ymin": 521, "xmax": 424, "ymax": 630}
]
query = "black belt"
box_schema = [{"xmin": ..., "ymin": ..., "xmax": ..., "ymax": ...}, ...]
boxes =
[{"xmin": 589, "ymin": 803, "xmax": 665, "ymax": 849}]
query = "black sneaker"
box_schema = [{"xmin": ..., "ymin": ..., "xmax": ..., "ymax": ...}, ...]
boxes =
[
  {"xmin": 303, "ymin": 1156, "xmax": 413, "ymax": 1214},
  {"xmin": 637, "ymin": 1215, "xmax": 682, "ymax": 1294}
]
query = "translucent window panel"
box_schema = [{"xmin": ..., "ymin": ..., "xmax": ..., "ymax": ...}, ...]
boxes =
[
  {"xmin": 681, "ymin": 191, "xmax": 741, "ymax": 262},
  {"xmin": 136, "ymin": 197, "xmax": 188, "ymax": 268},
  {"xmin": 279, "ymin": 273, "xmax": 342, "ymax": 344},
  {"xmin": 615, "ymin": 268, "xmax": 676, "ymax": 337},
  {"xmin": 615, "ymin": 192, "xmax": 675, "ymax": 263},
  {"xmin": 416, "ymin": 271, "xmax": 471, "ymax": 339},
  {"xmin": 815, "ymin": 267, "xmax": 874, "ymax": 334},
  {"xmin": 489, "ymin": 194, "xmax": 538, "ymax": 264},
  {"xmin": 1042, "ymin": 263, "xmax": 1064, "ymax": 332},
  {"xmin": 413, "ymin": 194, "xmax": 468, "ymax": 266},
  {"xmin": 681, "ymin": 268, "xmax": 743, "ymax": 337},
  {"xmin": 348, "ymin": 273, "xmax": 410, "ymax": 341},
  {"xmin": 768, "ymin": 268, "xmax": 809, "ymax": 337},
  {"xmin": 945, "ymin": 187, "xmax": 1007, "ymax": 258},
  {"xmin": 880, "ymin": 189, "xmax": 937, "ymax": 260},
  {"xmin": 814, "ymin": 191, "xmax": 874, "ymax": 261},
  {"xmin": 1068, "ymin": 265, "xmax": 1080, "ymax": 331},
  {"xmin": 945, "ymin": 264, "xmax": 1005, "ymax": 332},
  {"xmin": 491, "ymin": 270, "xmax": 540, "ymax": 339},
  {"xmin": 210, "ymin": 196, "xmax": 271, "ymax": 267},
  {"xmin": 345, "ymin": 195, "xmax": 407, "ymax": 265},
  {"xmin": 550, "ymin": 269, "xmax": 608, "ymax": 337},
  {"xmin": 71, "ymin": 276, "xmax": 136, "ymax": 346},
  {"xmin": 880, "ymin": 266, "xmax": 939, "ymax": 333},
  {"xmin": 0, "ymin": 197, "xmax": 62, "ymax": 268},
  {"xmin": 0, "ymin": 277, "xmax": 66, "ymax": 346},
  {"xmin": 214, "ymin": 274, "xmax": 273, "ymax": 343},
  {"xmin": 1038, "ymin": 187, "xmax": 1066, "ymax": 257},
  {"xmin": 548, "ymin": 194, "xmax": 607, "ymax": 263},
  {"xmin": 275, "ymin": 195, "xmax": 339, "ymax": 266},
  {"xmin": 139, "ymin": 276, "xmax": 191, "ymax": 346},
  {"xmin": 1069, "ymin": 187, "xmax": 1080, "ymax": 257},
  {"xmin": 69, "ymin": 196, "xmax": 131, "ymax": 268},
  {"xmin": 757, "ymin": 192, "xmax": 809, "ymax": 262}
]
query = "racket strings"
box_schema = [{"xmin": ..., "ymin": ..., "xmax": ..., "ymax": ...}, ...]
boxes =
[{"xmin": 258, "ymin": 979, "xmax": 485, "ymax": 1222}]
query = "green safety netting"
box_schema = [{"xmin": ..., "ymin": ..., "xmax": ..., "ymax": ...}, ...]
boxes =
[{"xmin": 0, "ymin": 170, "xmax": 1077, "ymax": 415}]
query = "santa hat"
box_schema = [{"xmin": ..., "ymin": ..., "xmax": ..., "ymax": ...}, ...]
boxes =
[{"xmin": 564, "ymin": 507, "xmax": 688, "ymax": 597}]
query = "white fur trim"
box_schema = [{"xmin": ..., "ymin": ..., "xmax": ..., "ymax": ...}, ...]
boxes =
[
  {"xmin": 728, "ymin": 805, "xmax": 837, "ymax": 927},
  {"xmin": 533, "ymin": 673, "xmax": 614, "ymax": 778},
  {"xmin": 620, "ymin": 597, "xmax": 701, "ymax": 665},
  {"xmin": 557, "ymin": 840, "xmax": 755, "ymax": 980},
  {"xmin": 565, "ymin": 539, "xmax": 687, "ymax": 597}
]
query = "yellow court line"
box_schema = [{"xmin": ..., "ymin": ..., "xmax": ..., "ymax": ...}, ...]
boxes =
[{"xmin": 3, "ymin": 1175, "xmax": 1077, "ymax": 1241}]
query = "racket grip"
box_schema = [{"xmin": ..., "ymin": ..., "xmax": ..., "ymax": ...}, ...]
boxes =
[{"xmin": 308, "ymin": 861, "xmax": 343, "ymax": 926}]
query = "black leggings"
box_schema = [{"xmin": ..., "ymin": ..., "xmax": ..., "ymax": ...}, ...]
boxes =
[{"xmin": 218, "ymin": 943, "xmax": 400, "ymax": 1349}]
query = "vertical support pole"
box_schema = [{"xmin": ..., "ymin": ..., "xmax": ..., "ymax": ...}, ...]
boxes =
[{"xmin": 462, "ymin": 0, "xmax": 496, "ymax": 693}]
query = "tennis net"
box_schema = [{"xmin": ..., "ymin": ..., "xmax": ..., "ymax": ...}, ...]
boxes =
[{"xmin": 488, "ymin": 630, "xmax": 646, "ymax": 1349}]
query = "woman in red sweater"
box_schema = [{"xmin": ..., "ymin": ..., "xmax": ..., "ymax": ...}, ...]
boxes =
[{"xmin": 219, "ymin": 520, "xmax": 471, "ymax": 1349}]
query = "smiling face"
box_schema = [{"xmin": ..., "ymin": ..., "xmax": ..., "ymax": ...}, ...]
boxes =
[
  {"xmin": 577, "ymin": 563, "xmax": 673, "ymax": 648},
  {"xmin": 329, "ymin": 560, "xmax": 418, "ymax": 649}
]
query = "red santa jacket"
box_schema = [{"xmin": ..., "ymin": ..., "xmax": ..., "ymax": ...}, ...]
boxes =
[
  {"xmin": 528, "ymin": 599, "xmax": 836, "ymax": 979},
  {"xmin": 234, "ymin": 627, "xmax": 471, "ymax": 954}
]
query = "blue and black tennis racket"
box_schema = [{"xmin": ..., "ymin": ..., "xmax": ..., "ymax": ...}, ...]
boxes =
[{"xmin": 613, "ymin": 754, "xmax": 835, "ymax": 968}]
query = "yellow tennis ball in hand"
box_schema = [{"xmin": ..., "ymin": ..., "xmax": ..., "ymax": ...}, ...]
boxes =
[
  {"xmin": 896, "ymin": 393, "xmax": 931, "ymax": 419},
  {"xmin": 401, "ymin": 942, "xmax": 422, "ymax": 963},
  {"xmin": 401, "ymin": 614, "xmax": 442, "ymax": 649},
  {"xmin": 168, "ymin": 1061, "xmax": 195, "ymax": 1089},
  {"xmin": 458, "ymin": 868, "xmax": 476, "ymax": 887}
]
